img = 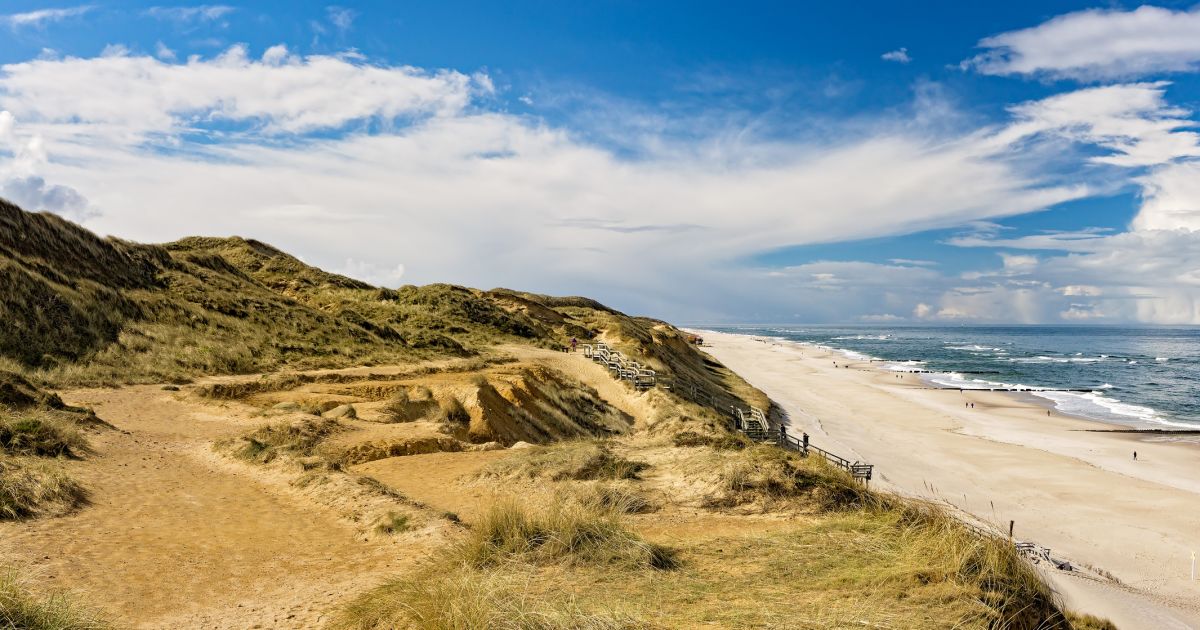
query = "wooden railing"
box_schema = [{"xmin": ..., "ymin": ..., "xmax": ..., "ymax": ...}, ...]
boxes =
[
  {"xmin": 583, "ymin": 342, "xmax": 657, "ymax": 390},
  {"xmin": 732, "ymin": 405, "xmax": 873, "ymax": 485}
]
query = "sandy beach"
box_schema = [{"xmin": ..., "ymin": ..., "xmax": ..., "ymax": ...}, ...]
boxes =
[{"xmin": 698, "ymin": 329, "xmax": 1200, "ymax": 630}]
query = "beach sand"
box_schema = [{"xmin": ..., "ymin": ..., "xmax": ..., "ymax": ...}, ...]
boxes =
[{"xmin": 698, "ymin": 329, "xmax": 1200, "ymax": 630}]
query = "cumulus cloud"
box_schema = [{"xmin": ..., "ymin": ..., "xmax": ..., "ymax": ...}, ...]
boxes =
[
  {"xmin": 2, "ymin": 6, "xmax": 93, "ymax": 29},
  {"xmin": 881, "ymin": 48, "xmax": 911, "ymax": 63},
  {"xmin": 964, "ymin": 5, "xmax": 1200, "ymax": 80},
  {"xmin": 1134, "ymin": 160, "xmax": 1200, "ymax": 231},
  {"xmin": 0, "ymin": 46, "xmax": 480, "ymax": 137},
  {"xmin": 1, "ymin": 175, "xmax": 94, "ymax": 220}
]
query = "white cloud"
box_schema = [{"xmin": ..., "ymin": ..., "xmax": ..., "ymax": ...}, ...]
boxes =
[
  {"xmin": 965, "ymin": 5, "xmax": 1200, "ymax": 80},
  {"xmin": 2, "ymin": 5, "xmax": 93, "ymax": 29},
  {"xmin": 1133, "ymin": 160, "xmax": 1200, "ymax": 231},
  {"xmin": 881, "ymin": 48, "xmax": 911, "ymax": 64},
  {"xmin": 155, "ymin": 41, "xmax": 177, "ymax": 61},
  {"xmin": 0, "ymin": 47, "xmax": 479, "ymax": 137},
  {"xmin": 326, "ymin": 6, "xmax": 356, "ymax": 33},
  {"xmin": 1, "ymin": 175, "xmax": 94, "ymax": 220},
  {"xmin": 1060, "ymin": 285, "xmax": 1102, "ymax": 297},
  {"xmin": 144, "ymin": 5, "xmax": 234, "ymax": 22},
  {"xmin": 335, "ymin": 258, "xmax": 405, "ymax": 287},
  {"xmin": 4, "ymin": 47, "xmax": 1200, "ymax": 322},
  {"xmin": 994, "ymin": 82, "xmax": 1200, "ymax": 168}
]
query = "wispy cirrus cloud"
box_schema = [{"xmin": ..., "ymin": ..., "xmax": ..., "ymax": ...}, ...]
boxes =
[
  {"xmin": 143, "ymin": 5, "xmax": 234, "ymax": 23},
  {"xmin": 964, "ymin": 5, "xmax": 1200, "ymax": 81},
  {"xmin": 1, "ymin": 5, "xmax": 93, "ymax": 29}
]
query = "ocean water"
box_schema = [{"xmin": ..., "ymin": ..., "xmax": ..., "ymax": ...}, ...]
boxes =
[{"xmin": 713, "ymin": 326, "xmax": 1200, "ymax": 429}]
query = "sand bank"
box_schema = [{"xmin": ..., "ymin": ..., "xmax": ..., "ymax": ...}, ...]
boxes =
[{"xmin": 698, "ymin": 329, "xmax": 1200, "ymax": 630}]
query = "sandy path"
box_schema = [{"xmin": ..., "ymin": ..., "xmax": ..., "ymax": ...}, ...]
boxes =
[
  {"xmin": 699, "ymin": 330, "xmax": 1200, "ymax": 630},
  {"xmin": 0, "ymin": 386, "xmax": 408, "ymax": 629},
  {"xmin": 354, "ymin": 450, "xmax": 509, "ymax": 523}
]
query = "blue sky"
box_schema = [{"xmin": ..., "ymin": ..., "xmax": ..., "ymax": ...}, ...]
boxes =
[{"xmin": 3, "ymin": 2, "xmax": 1200, "ymax": 324}]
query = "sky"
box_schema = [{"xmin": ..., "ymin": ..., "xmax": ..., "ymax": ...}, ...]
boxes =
[{"xmin": 3, "ymin": 2, "xmax": 1200, "ymax": 325}]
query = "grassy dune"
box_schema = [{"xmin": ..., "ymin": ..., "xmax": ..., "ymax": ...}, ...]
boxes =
[
  {"xmin": 338, "ymin": 451, "xmax": 1075, "ymax": 629},
  {"xmin": 0, "ymin": 200, "xmax": 1107, "ymax": 627}
]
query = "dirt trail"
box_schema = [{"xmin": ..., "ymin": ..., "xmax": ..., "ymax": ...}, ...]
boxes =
[
  {"xmin": 354, "ymin": 450, "xmax": 509, "ymax": 523},
  {"xmin": 0, "ymin": 386, "xmax": 411, "ymax": 629}
]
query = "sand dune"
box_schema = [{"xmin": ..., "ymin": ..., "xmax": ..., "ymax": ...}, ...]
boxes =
[{"xmin": 699, "ymin": 329, "xmax": 1200, "ymax": 630}]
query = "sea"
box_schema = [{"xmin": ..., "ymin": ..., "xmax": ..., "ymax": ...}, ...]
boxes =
[{"xmin": 712, "ymin": 326, "xmax": 1200, "ymax": 430}]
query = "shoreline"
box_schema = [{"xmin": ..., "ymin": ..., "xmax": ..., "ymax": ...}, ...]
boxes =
[
  {"xmin": 695, "ymin": 329, "xmax": 1200, "ymax": 630},
  {"xmin": 719, "ymin": 329, "xmax": 1190, "ymax": 433}
]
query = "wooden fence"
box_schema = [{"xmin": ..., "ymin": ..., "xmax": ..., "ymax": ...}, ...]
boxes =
[
  {"xmin": 583, "ymin": 343, "xmax": 657, "ymax": 389},
  {"xmin": 732, "ymin": 405, "xmax": 874, "ymax": 485}
]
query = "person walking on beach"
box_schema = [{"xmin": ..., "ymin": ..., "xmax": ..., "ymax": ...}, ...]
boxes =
[
  {"xmin": 1133, "ymin": 451, "xmax": 1138, "ymax": 461},
  {"xmin": 570, "ymin": 337, "xmax": 577, "ymax": 352}
]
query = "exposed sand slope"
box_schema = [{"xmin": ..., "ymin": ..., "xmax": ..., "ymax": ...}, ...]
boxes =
[
  {"xmin": 0, "ymin": 386, "xmax": 421, "ymax": 629},
  {"xmin": 700, "ymin": 329, "xmax": 1200, "ymax": 630}
]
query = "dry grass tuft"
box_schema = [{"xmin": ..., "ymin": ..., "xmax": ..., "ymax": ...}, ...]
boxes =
[
  {"xmin": 334, "ymin": 568, "xmax": 651, "ymax": 630},
  {"xmin": 699, "ymin": 444, "xmax": 869, "ymax": 511},
  {"xmin": 0, "ymin": 567, "xmax": 108, "ymax": 629},
  {"xmin": 0, "ymin": 413, "xmax": 87, "ymax": 458},
  {"xmin": 0, "ymin": 458, "xmax": 87, "ymax": 520},
  {"xmin": 459, "ymin": 498, "xmax": 676, "ymax": 571},
  {"xmin": 479, "ymin": 441, "xmax": 648, "ymax": 482},
  {"xmin": 435, "ymin": 396, "xmax": 470, "ymax": 424},
  {"xmin": 670, "ymin": 430, "xmax": 748, "ymax": 450},
  {"xmin": 221, "ymin": 417, "xmax": 343, "ymax": 465},
  {"xmin": 573, "ymin": 482, "xmax": 657, "ymax": 515}
]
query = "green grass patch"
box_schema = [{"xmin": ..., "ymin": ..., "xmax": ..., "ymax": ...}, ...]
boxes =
[{"xmin": 373, "ymin": 511, "xmax": 412, "ymax": 536}]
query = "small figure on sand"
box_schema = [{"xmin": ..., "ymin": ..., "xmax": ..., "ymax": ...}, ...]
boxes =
[
  {"xmin": 1133, "ymin": 451, "xmax": 1138, "ymax": 461},
  {"xmin": 570, "ymin": 337, "xmax": 577, "ymax": 352}
]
